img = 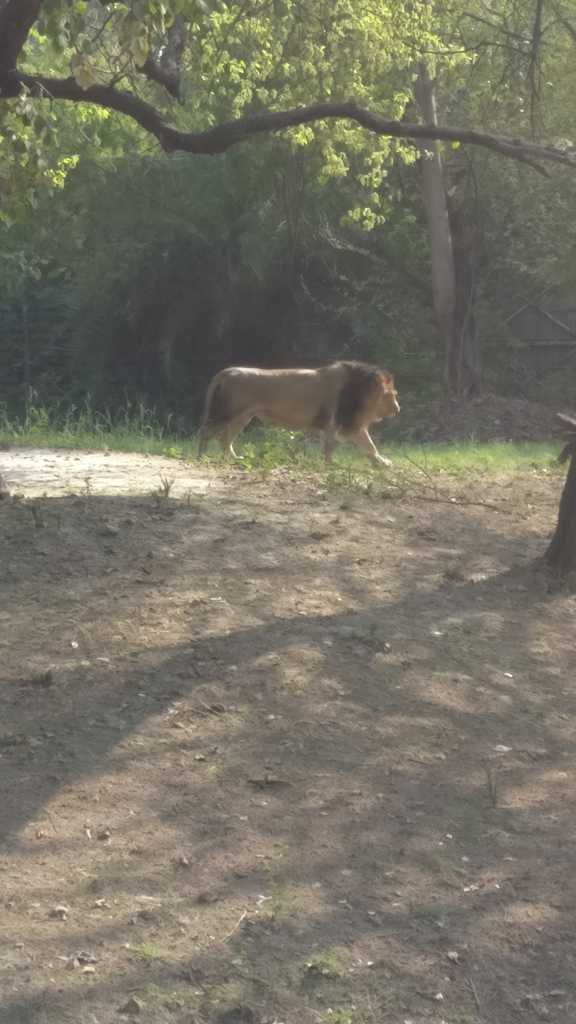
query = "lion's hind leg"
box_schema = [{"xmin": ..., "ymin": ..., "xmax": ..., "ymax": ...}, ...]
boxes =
[
  {"xmin": 221, "ymin": 412, "xmax": 255, "ymax": 459},
  {"xmin": 198, "ymin": 422, "xmax": 215, "ymax": 457}
]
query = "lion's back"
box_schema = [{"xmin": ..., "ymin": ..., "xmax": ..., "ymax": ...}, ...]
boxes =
[{"xmin": 206, "ymin": 360, "xmax": 390, "ymax": 432}]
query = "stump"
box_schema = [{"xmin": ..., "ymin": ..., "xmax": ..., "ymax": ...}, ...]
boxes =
[{"xmin": 545, "ymin": 413, "xmax": 576, "ymax": 574}]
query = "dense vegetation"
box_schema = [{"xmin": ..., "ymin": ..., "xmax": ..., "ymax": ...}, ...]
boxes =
[{"xmin": 1, "ymin": 0, "xmax": 576, "ymax": 422}]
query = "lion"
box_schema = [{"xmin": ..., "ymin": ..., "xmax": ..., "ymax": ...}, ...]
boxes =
[{"xmin": 197, "ymin": 360, "xmax": 399, "ymax": 466}]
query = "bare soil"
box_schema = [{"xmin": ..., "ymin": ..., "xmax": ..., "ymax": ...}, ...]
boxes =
[{"xmin": 1, "ymin": 448, "xmax": 575, "ymax": 1024}]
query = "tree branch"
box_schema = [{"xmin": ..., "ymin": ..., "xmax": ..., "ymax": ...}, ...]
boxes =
[
  {"xmin": 0, "ymin": 0, "xmax": 43, "ymax": 74},
  {"xmin": 140, "ymin": 15, "xmax": 187, "ymax": 100},
  {"xmin": 1, "ymin": 70, "xmax": 575, "ymax": 172},
  {"xmin": 92, "ymin": 0, "xmax": 186, "ymax": 100}
]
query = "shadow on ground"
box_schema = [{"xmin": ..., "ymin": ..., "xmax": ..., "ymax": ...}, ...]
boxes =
[{"xmin": 0, "ymin": 470, "xmax": 574, "ymax": 1024}]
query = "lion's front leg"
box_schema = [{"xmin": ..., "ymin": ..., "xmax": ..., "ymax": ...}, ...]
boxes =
[{"xmin": 353, "ymin": 427, "xmax": 392, "ymax": 468}]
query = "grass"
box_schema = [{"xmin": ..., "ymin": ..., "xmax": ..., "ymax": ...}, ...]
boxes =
[
  {"xmin": 0, "ymin": 401, "xmax": 560, "ymax": 480},
  {"xmin": 304, "ymin": 947, "xmax": 347, "ymax": 979},
  {"xmin": 130, "ymin": 942, "xmax": 166, "ymax": 962}
]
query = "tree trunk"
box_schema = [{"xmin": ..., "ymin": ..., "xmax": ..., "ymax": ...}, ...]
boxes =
[
  {"xmin": 414, "ymin": 65, "xmax": 480, "ymax": 397},
  {"xmin": 546, "ymin": 415, "xmax": 576, "ymax": 574},
  {"xmin": 449, "ymin": 198, "xmax": 482, "ymax": 397},
  {"xmin": 414, "ymin": 65, "xmax": 458, "ymax": 391}
]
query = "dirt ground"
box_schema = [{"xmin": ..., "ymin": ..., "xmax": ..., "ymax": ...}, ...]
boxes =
[{"xmin": 1, "ymin": 447, "xmax": 576, "ymax": 1024}]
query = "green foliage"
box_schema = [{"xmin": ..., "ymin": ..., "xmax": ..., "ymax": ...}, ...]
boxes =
[
  {"xmin": 2, "ymin": 0, "xmax": 576, "ymax": 407},
  {"xmin": 0, "ymin": 124, "xmax": 435, "ymax": 412}
]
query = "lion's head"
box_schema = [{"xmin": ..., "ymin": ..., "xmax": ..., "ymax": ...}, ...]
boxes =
[
  {"xmin": 370, "ymin": 371, "xmax": 400, "ymax": 422},
  {"xmin": 335, "ymin": 362, "xmax": 399, "ymax": 434}
]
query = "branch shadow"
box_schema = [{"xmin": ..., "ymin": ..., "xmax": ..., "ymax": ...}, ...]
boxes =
[{"xmin": 1, "ymin": 479, "xmax": 575, "ymax": 1023}]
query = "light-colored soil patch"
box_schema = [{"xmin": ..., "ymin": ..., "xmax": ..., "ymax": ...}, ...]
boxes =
[
  {"xmin": 0, "ymin": 447, "xmax": 222, "ymax": 498},
  {"xmin": 0, "ymin": 448, "xmax": 575, "ymax": 1024}
]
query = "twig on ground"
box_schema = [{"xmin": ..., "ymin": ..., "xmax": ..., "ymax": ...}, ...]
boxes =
[
  {"xmin": 222, "ymin": 909, "xmax": 247, "ymax": 941},
  {"xmin": 409, "ymin": 494, "xmax": 508, "ymax": 512},
  {"xmin": 401, "ymin": 452, "xmax": 438, "ymax": 487},
  {"xmin": 467, "ymin": 974, "xmax": 483, "ymax": 1015}
]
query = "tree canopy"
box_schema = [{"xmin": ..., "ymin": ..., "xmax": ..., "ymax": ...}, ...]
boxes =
[
  {"xmin": 1, "ymin": 0, "xmax": 576, "ymax": 411},
  {"xmin": 1, "ymin": 0, "xmax": 575, "ymax": 173}
]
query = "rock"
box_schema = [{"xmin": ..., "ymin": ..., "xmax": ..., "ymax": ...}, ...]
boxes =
[
  {"xmin": 76, "ymin": 950, "xmax": 98, "ymax": 964},
  {"xmin": 119, "ymin": 996, "xmax": 143, "ymax": 1015},
  {"xmin": 30, "ymin": 669, "xmax": 54, "ymax": 688},
  {"xmin": 48, "ymin": 905, "xmax": 69, "ymax": 920},
  {"xmin": 215, "ymin": 1008, "xmax": 256, "ymax": 1024},
  {"xmin": 100, "ymin": 523, "xmax": 120, "ymax": 537}
]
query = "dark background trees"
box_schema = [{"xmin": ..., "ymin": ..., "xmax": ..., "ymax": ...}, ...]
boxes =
[{"xmin": 1, "ymin": 0, "xmax": 576, "ymax": 417}]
